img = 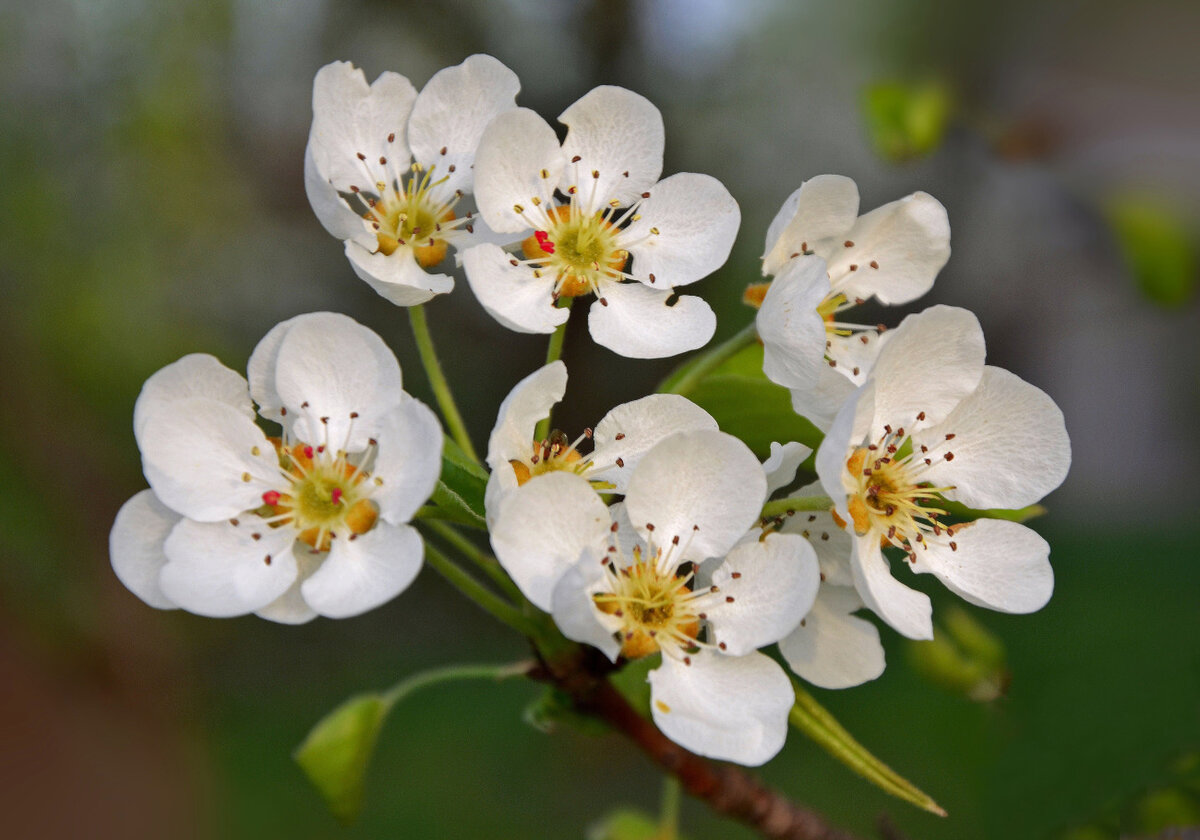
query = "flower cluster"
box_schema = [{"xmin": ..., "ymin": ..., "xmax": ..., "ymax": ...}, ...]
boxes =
[{"xmin": 109, "ymin": 53, "xmax": 1070, "ymax": 778}]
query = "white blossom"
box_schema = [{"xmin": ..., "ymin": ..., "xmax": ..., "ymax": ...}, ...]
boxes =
[
  {"xmin": 463, "ymin": 86, "xmax": 740, "ymax": 358},
  {"xmin": 110, "ymin": 313, "xmax": 443, "ymax": 623},
  {"xmin": 305, "ymin": 55, "xmax": 520, "ymax": 306},
  {"xmin": 815, "ymin": 305, "xmax": 1071, "ymax": 640},
  {"xmin": 490, "ymin": 430, "xmax": 819, "ymax": 765},
  {"xmin": 756, "ymin": 176, "xmax": 951, "ymax": 429}
]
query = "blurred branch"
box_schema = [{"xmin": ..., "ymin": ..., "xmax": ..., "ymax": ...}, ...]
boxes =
[{"xmin": 532, "ymin": 645, "xmax": 863, "ymax": 840}]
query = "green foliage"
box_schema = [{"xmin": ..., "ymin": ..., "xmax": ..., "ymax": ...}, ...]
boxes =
[
  {"xmin": 684, "ymin": 343, "xmax": 823, "ymax": 458},
  {"xmin": 789, "ymin": 679, "xmax": 946, "ymax": 816},
  {"xmin": 906, "ymin": 607, "xmax": 1009, "ymax": 702},
  {"xmin": 862, "ymin": 80, "xmax": 953, "ymax": 162},
  {"xmin": 293, "ymin": 693, "xmax": 389, "ymax": 825},
  {"xmin": 523, "ymin": 685, "xmax": 612, "ymax": 735},
  {"xmin": 426, "ymin": 435, "xmax": 489, "ymax": 527},
  {"xmin": 1105, "ymin": 196, "xmax": 1197, "ymax": 308}
]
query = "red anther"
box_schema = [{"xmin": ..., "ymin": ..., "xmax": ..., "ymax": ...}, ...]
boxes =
[
  {"xmin": 262, "ymin": 490, "xmax": 281, "ymax": 507},
  {"xmin": 534, "ymin": 230, "xmax": 555, "ymax": 253},
  {"xmin": 331, "ymin": 488, "xmax": 343, "ymax": 505},
  {"xmin": 303, "ymin": 446, "xmax": 314, "ymax": 459}
]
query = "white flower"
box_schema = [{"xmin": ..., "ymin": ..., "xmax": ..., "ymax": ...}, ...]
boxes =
[
  {"xmin": 756, "ymin": 175, "xmax": 951, "ymax": 429},
  {"xmin": 814, "ymin": 305, "xmax": 1071, "ymax": 640},
  {"xmin": 462, "ymin": 86, "xmax": 740, "ymax": 358},
  {"xmin": 305, "ymin": 55, "xmax": 520, "ymax": 306},
  {"xmin": 774, "ymin": 483, "xmax": 886, "ymax": 690},
  {"xmin": 482, "ymin": 360, "xmax": 719, "ymax": 526},
  {"xmin": 109, "ymin": 313, "xmax": 443, "ymax": 623},
  {"xmin": 490, "ymin": 430, "xmax": 820, "ymax": 765}
]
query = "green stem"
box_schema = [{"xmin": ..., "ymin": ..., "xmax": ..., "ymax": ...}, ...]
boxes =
[
  {"xmin": 760, "ymin": 493, "xmax": 834, "ymax": 521},
  {"xmin": 658, "ymin": 775, "xmax": 682, "ymax": 840},
  {"xmin": 938, "ymin": 498, "xmax": 1046, "ymax": 523},
  {"xmin": 423, "ymin": 519, "xmax": 525, "ymax": 603},
  {"xmin": 658, "ymin": 319, "xmax": 758, "ymax": 397},
  {"xmin": 381, "ymin": 661, "xmax": 532, "ymax": 709},
  {"xmin": 423, "ymin": 542, "xmax": 540, "ymax": 637},
  {"xmin": 534, "ymin": 298, "xmax": 574, "ymax": 442},
  {"xmin": 409, "ymin": 304, "xmax": 480, "ymax": 464}
]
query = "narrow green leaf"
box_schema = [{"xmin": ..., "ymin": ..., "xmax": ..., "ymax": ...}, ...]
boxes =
[
  {"xmin": 442, "ymin": 433, "xmax": 488, "ymax": 481},
  {"xmin": 425, "ymin": 445, "xmax": 489, "ymax": 528},
  {"xmin": 293, "ymin": 693, "xmax": 388, "ymax": 825},
  {"xmin": 789, "ymin": 679, "xmax": 947, "ymax": 816},
  {"xmin": 685, "ymin": 344, "xmax": 823, "ymax": 458},
  {"xmin": 429, "ymin": 478, "xmax": 486, "ymax": 528}
]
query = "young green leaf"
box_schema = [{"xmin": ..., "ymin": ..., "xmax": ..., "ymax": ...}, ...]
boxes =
[
  {"xmin": 293, "ymin": 693, "xmax": 389, "ymax": 825},
  {"xmin": 789, "ymin": 679, "xmax": 947, "ymax": 816}
]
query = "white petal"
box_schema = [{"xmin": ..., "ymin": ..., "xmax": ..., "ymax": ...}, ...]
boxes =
[
  {"xmin": 255, "ymin": 552, "xmax": 322, "ymax": 624},
  {"xmin": 762, "ymin": 441, "xmax": 812, "ymax": 496},
  {"xmin": 137, "ymin": 397, "xmax": 279, "ymax": 522},
  {"xmin": 473, "ymin": 108, "xmax": 566, "ymax": 234},
  {"xmin": 850, "ymin": 539, "xmax": 933, "ymax": 640},
  {"xmin": 307, "ymin": 62, "xmax": 416, "ymax": 196},
  {"xmin": 304, "ymin": 140, "xmax": 367, "ymax": 243},
  {"xmin": 706, "ymin": 533, "xmax": 820, "ymax": 655},
  {"xmin": 826, "ymin": 328, "xmax": 882, "ymax": 387},
  {"xmin": 273, "ymin": 312, "xmax": 404, "ymax": 451},
  {"xmin": 371, "ymin": 397, "xmax": 443, "ymax": 524},
  {"xmin": 550, "ymin": 557, "xmax": 622, "ymax": 661},
  {"xmin": 301, "ymin": 521, "xmax": 424, "ymax": 618},
  {"xmin": 762, "ymin": 175, "xmax": 860, "ymax": 276},
  {"xmin": 815, "ymin": 380, "xmax": 874, "ymax": 521},
  {"xmin": 489, "ymin": 472, "xmax": 611, "ymax": 610},
  {"xmin": 589, "ymin": 394, "xmax": 718, "ymax": 493},
  {"xmin": 558, "ymin": 86, "xmax": 663, "ymax": 209},
  {"xmin": 624, "ymin": 430, "xmax": 766, "ymax": 562},
  {"xmin": 757, "ymin": 255, "xmax": 831, "ymax": 396},
  {"xmin": 134, "ymin": 354, "xmax": 253, "ymax": 438},
  {"xmin": 867, "ymin": 305, "xmax": 985, "ymax": 433},
  {"xmin": 345, "ymin": 240, "xmax": 454, "ymax": 307},
  {"xmin": 778, "ymin": 585, "xmax": 885, "ymax": 689},
  {"xmin": 826, "ymin": 192, "xmax": 950, "ymax": 305},
  {"xmin": 648, "ymin": 651, "xmax": 793, "ymax": 766},
  {"xmin": 160, "ymin": 518, "xmax": 298, "ymax": 617},
  {"xmin": 463, "ymin": 243, "xmax": 567, "ymax": 334},
  {"xmin": 409, "ymin": 54, "xmax": 521, "ymax": 196},
  {"xmin": 915, "ymin": 366, "xmax": 1071, "ymax": 510},
  {"xmin": 912, "ymin": 520, "xmax": 1053, "ymax": 614},
  {"xmin": 789, "ymin": 363, "xmax": 860, "ymax": 434},
  {"xmin": 486, "ymin": 361, "xmax": 568, "ymax": 473},
  {"xmin": 109, "ymin": 490, "xmax": 180, "ymax": 609},
  {"xmin": 621, "ymin": 173, "xmax": 739, "ymax": 288},
  {"xmin": 587, "ymin": 282, "xmax": 715, "ymax": 359},
  {"xmin": 778, "ymin": 483, "xmax": 854, "ymax": 586}
]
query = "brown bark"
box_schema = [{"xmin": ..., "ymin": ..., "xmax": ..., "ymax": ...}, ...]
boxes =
[{"xmin": 532, "ymin": 647, "xmax": 862, "ymax": 840}]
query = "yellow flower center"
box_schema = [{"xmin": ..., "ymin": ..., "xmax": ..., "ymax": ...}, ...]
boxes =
[
  {"xmin": 521, "ymin": 205, "xmax": 628, "ymax": 299},
  {"xmin": 593, "ymin": 546, "xmax": 703, "ymax": 659},
  {"xmin": 357, "ymin": 161, "xmax": 465, "ymax": 268}
]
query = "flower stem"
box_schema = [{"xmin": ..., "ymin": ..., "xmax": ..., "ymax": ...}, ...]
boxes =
[
  {"xmin": 535, "ymin": 298, "xmax": 574, "ymax": 442},
  {"xmin": 423, "ymin": 542, "xmax": 540, "ymax": 637},
  {"xmin": 409, "ymin": 304, "xmax": 480, "ymax": 464},
  {"xmin": 658, "ymin": 319, "xmax": 758, "ymax": 397},
  {"xmin": 381, "ymin": 660, "xmax": 532, "ymax": 709},
  {"xmin": 658, "ymin": 775, "xmax": 682, "ymax": 840},
  {"xmin": 422, "ymin": 519, "xmax": 525, "ymax": 603},
  {"xmin": 760, "ymin": 493, "xmax": 835, "ymax": 521}
]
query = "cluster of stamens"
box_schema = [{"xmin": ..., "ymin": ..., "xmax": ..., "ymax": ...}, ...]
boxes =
[
  {"xmin": 593, "ymin": 524, "xmax": 727, "ymax": 663},
  {"xmin": 844, "ymin": 420, "xmax": 959, "ymax": 561},
  {"xmin": 508, "ymin": 163, "xmax": 660, "ymax": 300},
  {"xmin": 243, "ymin": 434, "xmax": 381, "ymax": 554},
  {"xmin": 508, "ymin": 427, "xmax": 595, "ymax": 486},
  {"xmin": 348, "ymin": 136, "xmax": 476, "ymax": 268}
]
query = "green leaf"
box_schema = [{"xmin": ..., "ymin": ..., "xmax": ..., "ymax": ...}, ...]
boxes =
[
  {"xmin": 425, "ymin": 440, "xmax": 489, "ymax": 528},
  {"xmin": 1105, "ymin": 195, "xmax": 1197, "ymax": 308},
  {"xmin": 587, "ymin": 809, "xmax": 666, "ymax": 840},
  {"xmin": 789, "ymin": 679, "xmax": 947, "ymax": 816},
  {"xmin": 293, "ymin": 693, "xmax": 388, "ymax": 825},
  {"xmin": 862, "ymin": 80, "xmax": 953, "ymax": 163},
  {"xmin": 906, "ymin": 608, "xmax": 1009, "ymax": 702},
  {"xmin": 442, "ymin": 433, "xmax": 488, "ymax": 481},
  {"xmin": 685, "ymin": 343, "xmax": 823, "ymax": 458}
]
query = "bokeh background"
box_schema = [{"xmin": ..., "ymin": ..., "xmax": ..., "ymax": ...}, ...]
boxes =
[{"xmin": 2, "ymin": 0, "xmax": 1198, "ymax": 838}]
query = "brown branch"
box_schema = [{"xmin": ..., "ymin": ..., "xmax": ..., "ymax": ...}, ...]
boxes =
[{"xmin": 532, "ymin": 646, "xmax": 863, "ymax": 840}]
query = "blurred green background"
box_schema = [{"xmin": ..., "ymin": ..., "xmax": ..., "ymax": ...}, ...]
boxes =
[{"xmin": 1, "ymin": 0, "xmax": 1197, "ymax": 838}]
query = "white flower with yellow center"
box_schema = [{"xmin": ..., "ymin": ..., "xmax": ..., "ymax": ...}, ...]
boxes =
[
  {"xmin": 109, "ymin": 313, "xmax": 442, "ymax": 623},
  {"xmin": 490, "ymin": 430, "xmax": 820, "ymax": 765},
  {"xmin": 482, "ymin": 360, "xmax": 719, "ymax": 526},
  {"xmin": 462, "ymin": 86, "xmax": 740, "ymax": 358},
  {"xmin": 756, "ymin": 175, "xmax": 951, "ymax": 429},
  {"xmin": 305, "ymin": 55, "xmax": 520, "ymax": 306},
  {"xmin": 815, "ymin": 305, "xmax": 1071, "ymax": 640}
]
